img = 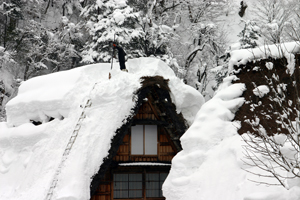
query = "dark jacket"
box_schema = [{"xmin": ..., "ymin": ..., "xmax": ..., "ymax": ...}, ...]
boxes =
[{"xmin": 114, "ymin": 46, "xmax": 126, "ymax": 62}]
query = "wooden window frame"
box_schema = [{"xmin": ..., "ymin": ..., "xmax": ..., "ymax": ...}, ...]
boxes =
[
  {"xmin": 112, "ymin": 171, "xmax": 167, "ymax": 200},
  {"xmin": 131, "ymin": 125, "xmax": 158, "ymax": 156}
]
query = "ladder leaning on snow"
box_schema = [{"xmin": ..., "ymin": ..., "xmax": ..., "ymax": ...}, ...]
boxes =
[{"xmin": 45, "ymin": 82, "xmax": 99, "ymax": 200}]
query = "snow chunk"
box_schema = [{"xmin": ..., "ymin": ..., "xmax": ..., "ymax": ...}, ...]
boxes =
[
  {"xmin": 253, "ymin": 85, "xmax": 270, "ymax": 98},
  {"xmin": 113, "ymin": 9, "xmax": 125, "ymax": 25},
  {"xmin": 265, "ymin": 62, "xmax": 273, "ymax": 70},
  {"xmin": 285, "ymin": 52, "xmax": 295, "ymax": 75}
]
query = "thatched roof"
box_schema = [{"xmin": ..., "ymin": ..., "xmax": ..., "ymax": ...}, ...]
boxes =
[{"xmin": 232, "ymin": 54, "xmax": 300, "ymax": 136}]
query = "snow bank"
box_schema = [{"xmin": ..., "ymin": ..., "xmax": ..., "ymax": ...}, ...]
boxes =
[
  {"xmin": 0, "ymin": 57, "xmax": 204, "ymax": 200},
  {"xmin": 229, "ymin": 41, "xmax": 300, "ymax": 74},
  {"xmin": 163, "ymin": 75, "xmax": 300, "ymax": 200},
  {"xmin": 163, "ymin": 76, "xmax": 246, "ymax": 200}
]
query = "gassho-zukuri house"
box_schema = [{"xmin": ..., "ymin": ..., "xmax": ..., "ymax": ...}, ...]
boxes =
[{"xmin": 0, "ymin": 57, "xmax": 204, "ymax": 200}]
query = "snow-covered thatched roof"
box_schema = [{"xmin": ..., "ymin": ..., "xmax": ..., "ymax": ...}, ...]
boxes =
[
  {"xmin": 163, "ymin": 42, "xmax": 300, "ymax": 200},
  {"xmin": 0, "ymin": 57, "xmax": 204, "ymax": 200},
  {"xmin": 228, "ymin": 41, "xmax": 300, "ymax": 74}
]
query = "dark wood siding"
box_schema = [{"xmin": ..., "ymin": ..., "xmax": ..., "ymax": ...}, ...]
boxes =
[{"xmin": 91, "ymin": 171, "xmax": 112, "ymax": 200}]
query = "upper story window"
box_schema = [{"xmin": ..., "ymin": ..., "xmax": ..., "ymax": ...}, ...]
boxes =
[{"xmin": 131, "ymin": 125, "xmax": 157, "ymax": 155}]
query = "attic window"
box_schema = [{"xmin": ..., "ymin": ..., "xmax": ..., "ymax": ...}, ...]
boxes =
[{"xmin": 131, "ymin": 125, "xmax": 157, "ymax": 155}]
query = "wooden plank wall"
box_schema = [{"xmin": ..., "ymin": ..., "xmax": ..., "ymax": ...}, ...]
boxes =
[
  {"xmin": 134, "ymin": 100, "xmax": 157, "ymax": 120},
  {"xmin": 90, "ymin": 171, "xmax": 111, "ymax": 200}
]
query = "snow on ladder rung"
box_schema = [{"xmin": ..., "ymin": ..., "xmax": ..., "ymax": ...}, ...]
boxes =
[
  {"xmin": 63, "ymin": 150, "xmax": 70, "ymax": 156},
  {"xmin": 51, "ymin": 180, "xmax": 58, "ymax": 188},
  {"xmin": 74, "ymin": 124, "xmax": 81, "ymax": 131},
  {"xmin": 70, "ymin": 135, "xmax": 77, "ymax": 141},
  {"xmin": 78, "ymin": 117, "xmax": 85, "ymax": 123},
  {"xmin": 66, "ymin": 143, "xmax": 72, "ymax": 149},
  {"xmin": 55, "ymin": 169, "xmax": 61, "ymax": 175},
  {"xmin": 72, "ymin": 131, "xmax": 79, "ymax": 137}
]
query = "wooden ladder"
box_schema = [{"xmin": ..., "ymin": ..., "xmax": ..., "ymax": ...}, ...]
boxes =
[{"xmin": 45, "ymin": 82, "xmax": 99, "ymax": 200}]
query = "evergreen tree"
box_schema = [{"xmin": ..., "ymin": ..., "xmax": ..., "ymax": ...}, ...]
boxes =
[
  {"xmin": 128, "ymin": 0, "xmax": 177, "ymax": 59},
  {"xmin": 81, "ymin": 0, "xmax": 141, "ymax": 63},
  {"xmin": 238, "ymin": 20, "xmax": 261, "ymax": 49}
]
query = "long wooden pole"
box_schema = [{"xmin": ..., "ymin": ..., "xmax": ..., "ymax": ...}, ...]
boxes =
[{"xmin": 111, "ymin": 34, "xmax": 116, "ymax": 70}]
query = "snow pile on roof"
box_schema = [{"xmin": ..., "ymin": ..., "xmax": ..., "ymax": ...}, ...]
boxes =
[
  {"xmin": 229, "ymin": 41, "xmax": 300, "ymax": 74},
  {"xmin": 163, "ymin": 76, "xmax": 300, "ymax": 200},
  {"xmin": 0, "ymin": 57, "xmax": 204, "ymax": 200}
]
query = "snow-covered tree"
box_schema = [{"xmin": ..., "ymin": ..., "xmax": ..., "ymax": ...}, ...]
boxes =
[
  {"xmin": 80, "ymin": 0, "xmax": 141, "ymax": 63},
  {"xmin": 129, "ymin": 0, "xmax": 179, "ymax": 61},
  {"xmin": 284, "ymin": 0, "xmax": 300, "ymax": 42},
  {"xmin": 0, "ymin": 0, "xmax": 24, "ymax": 48},
  {"xmin": 0, "ymin": 1, "xmax": 83, "ymax": 80},
  {"xmin": 169, "ymin": 0, "xmax": 227, "ymax": 97},
  {"xmin": 254, "ymin": 0, "xmax": 294, "ymax": 44},
  {"xmin": 0, "ymin": 45, "xmax": 20, "ymax": 121},
  {"xmin": 238, "ymin": 20, "xmax": 261, "ymax": 49}
]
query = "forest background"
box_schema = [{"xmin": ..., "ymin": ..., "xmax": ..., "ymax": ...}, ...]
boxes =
[{"xmin": 1, "ymin": 0, "xmax": 300, "ymax": 121}]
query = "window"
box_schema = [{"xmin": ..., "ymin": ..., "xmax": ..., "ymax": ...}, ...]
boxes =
[
  {"xmin": 131, "ymin": 125, "xmax": 157, "ymax": 155},
  {"xmin": 146, "ymin": 173, "xmax": 168, "ymax": 197},
  {"xmin": 113, "ymin": 174, "xmax": 142, "ymax": 198},
  {"xmin": 113, "ymin": 172, "xmax": 168, "ymax": 199}
]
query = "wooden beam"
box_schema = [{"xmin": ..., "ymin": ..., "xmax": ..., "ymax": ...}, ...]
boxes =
[
  {"xmin": 146, "ymin": 94, "xmax": 162, "ymax": 120},
  {"xmin": 132, "ymin": 119, "xmax": 168, "ymax": 125}
]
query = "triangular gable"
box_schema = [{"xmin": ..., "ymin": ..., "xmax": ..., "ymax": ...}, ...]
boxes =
[{"xmin": 90, "ymin": 76, "xmax": 187, "ymax": 196}]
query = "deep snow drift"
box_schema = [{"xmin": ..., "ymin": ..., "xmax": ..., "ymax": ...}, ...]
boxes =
[
  {"xmin": 0, "ymin": 57, "xmax": 204, "ymax": 200},
  {"xmin": 163, "ymin": 75, "xmax": 300, "ymax": 200}
]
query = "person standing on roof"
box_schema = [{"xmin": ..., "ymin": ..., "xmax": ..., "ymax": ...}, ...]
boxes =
[{"xmin": 113, "ymin": 43, "xmax": 127, "ymax": 72}]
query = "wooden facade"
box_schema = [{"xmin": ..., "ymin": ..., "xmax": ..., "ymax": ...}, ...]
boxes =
[
  {"xmin": 90, "ymin": 76, "xmax": 187, "ymax": 200},
  {"xmin": 113, "ymin": 100, "xmax": 177, "ymax": 163}
]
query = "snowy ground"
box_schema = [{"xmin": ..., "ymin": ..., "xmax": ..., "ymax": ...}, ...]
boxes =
[{"xmin": 0, "ymin": 58, "xmax": 203, "ymax": 200}]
